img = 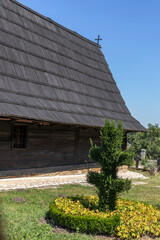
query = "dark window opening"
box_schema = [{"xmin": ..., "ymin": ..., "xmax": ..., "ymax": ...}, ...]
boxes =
[{"xmin": 12, "ymin": 125, "xmax": 27, "ymax": 149}]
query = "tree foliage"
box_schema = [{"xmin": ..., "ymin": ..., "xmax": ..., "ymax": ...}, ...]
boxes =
[
  {"xmin": 128, "ymin": 123, "xmax": 160, "ymax": 159},
  {"xmin": 87, "ymin": 119, "xmax": 131, "ymax": 212}
]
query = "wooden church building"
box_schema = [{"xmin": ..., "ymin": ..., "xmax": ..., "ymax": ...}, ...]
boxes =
[{"xmin": 0, "ymin": 0, "xmax": 145, "ymax": 176}]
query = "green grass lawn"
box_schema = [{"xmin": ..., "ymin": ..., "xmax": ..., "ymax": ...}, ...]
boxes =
[
  {"xmin": 120, "ymin": 175, "xmax": 160, "ymax": 209},
  {"xmin": 0, "ymin": 174, "xmax": 160, "ymax": 240}
]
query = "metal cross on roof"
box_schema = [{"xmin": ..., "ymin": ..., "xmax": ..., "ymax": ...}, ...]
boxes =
[{"xmin": 95, "ymin": 35, "xmax": 102, "ymax": 44}]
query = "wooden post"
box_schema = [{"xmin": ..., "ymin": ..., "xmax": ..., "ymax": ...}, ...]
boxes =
[
  {"xmin": 74, "ymin": 127, "xmax": 80, "ymax": 165},
  {"xmin": 136, "ymin": 158, "xmax": 139, "ymax": 169}
]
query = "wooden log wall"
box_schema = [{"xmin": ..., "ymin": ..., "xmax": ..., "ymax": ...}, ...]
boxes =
[
  {"xmin": 0, "ymin": 121, "xmax": 100, "ymax": 171},
  {"xmin": 78, "ymin": 128, "xmax": 100, "ymax": 164}
]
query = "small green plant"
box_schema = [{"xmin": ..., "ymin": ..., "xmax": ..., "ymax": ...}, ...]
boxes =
[
  {"xmin": 141, "ymin": 158, "xmax": 149, "ymax": 166},
  {"xmin": 87, "ymin": 119, "xmax": 131, "ymax": 211},
  {"xmin": 141, "ymin": 158, "xmax": 155, "ymax": 170},
  {"xmin": 118, "ymin": 150, "xmax": 134, "ymax": 167}
]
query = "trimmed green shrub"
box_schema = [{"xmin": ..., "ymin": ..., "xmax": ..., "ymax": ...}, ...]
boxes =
[
  {"xmin": 87, "ymin": 119, "xmax": 131, "ymax": 211},
  {"xmin": 49, "ymin": 201, "xmax": 120, "ymax": 235}
]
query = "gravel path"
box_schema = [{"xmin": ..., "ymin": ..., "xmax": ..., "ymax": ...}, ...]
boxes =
[
  {"xmin": 117, "ymin": 171, "xmax": 148, "ymax": 180},
  {"xmin": 0, "ymin": 170, "xmax": 148, "ymax": 191}
]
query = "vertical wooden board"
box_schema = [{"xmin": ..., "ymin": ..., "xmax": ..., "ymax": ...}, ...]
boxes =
[
  {"xmin": 27, "ymin": 126, "xmax": 75, "ymax": 151},
  {"xmin": 27, "ymin": 125, "xmax": 53, "ymax": 149},
  {"xmin": 0, "ymin": 121, "xmax": 11, "ymax": 150},
  {"xmin": 73, "ymin": 127, "xmax": 79, "ymax": 165}
]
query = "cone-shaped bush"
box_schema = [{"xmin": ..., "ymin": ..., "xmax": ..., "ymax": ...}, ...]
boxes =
[{"xmin": 87, "ymin": 119, "xmax": 131, "ymax": 211}]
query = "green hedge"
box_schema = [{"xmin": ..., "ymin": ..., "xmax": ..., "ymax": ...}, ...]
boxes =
[{"xmin": 49, "ymin": 202, "xmax": 120, "ymax": 235}]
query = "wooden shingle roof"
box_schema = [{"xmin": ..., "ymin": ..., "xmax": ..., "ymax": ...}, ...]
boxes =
[{"xmin": 0, "ymin": 0, "xmax": 146, "ymax": 131}]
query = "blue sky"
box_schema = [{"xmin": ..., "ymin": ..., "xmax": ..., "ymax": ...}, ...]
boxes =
[{"xmin": 18, "ymin": 0, "xmax": 160, "ymax": 128}]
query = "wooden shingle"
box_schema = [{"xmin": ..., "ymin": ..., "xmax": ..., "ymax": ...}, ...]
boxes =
[{"xmin": 0, "ymin": 0, "xmax": 146, "ymax": 131}]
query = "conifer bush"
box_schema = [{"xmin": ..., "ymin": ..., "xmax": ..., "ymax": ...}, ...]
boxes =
[{"xmin": 87, "ymin": 119, "xmax": 131, "ymax": 211}]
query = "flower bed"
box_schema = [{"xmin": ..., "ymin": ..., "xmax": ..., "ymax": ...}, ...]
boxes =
[
  {"xmin": 49, "ymin": 197, "xmax": 120, "ymax": 235},
  {"xmin": 116, "ymin": 199, "xmax": 160, "ymax": 239},
  {"xmin": 49, "ymin": 196, "xmax": 160, "ymax": 239}
]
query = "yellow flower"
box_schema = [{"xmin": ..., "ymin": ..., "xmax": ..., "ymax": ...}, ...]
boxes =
[{"xmin": 54, "ymin": 196, "xmax": 160, "ymax": 239}]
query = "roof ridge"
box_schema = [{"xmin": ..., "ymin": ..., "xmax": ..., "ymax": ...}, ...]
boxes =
[{"xmin": 10, "ymin": 0, "xmax": 101, "ymax": 48}]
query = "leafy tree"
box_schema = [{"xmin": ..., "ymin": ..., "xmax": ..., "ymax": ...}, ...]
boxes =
[
  {"xmin": 87, "ymin": 119, "xmax": 131, "ymax": 212},
  {"xmin": 128, "ymin": 124, "xmax": 160, "ymax": 159}
]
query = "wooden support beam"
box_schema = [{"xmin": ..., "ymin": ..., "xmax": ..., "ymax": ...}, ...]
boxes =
[
  {"xmin": 9, "ymin": 119, "xmax": 33, "ymax": 125},
  {"xmin": 39, "ymin": 122, "xmax": 50, "ymax": 126},
  {"xmin": 0, "ymin": 118, "xmax": 11, "ymax": 121},
  {"xmin": 16, "ymin": 119, "xmax": 33, "ymax": 123}
]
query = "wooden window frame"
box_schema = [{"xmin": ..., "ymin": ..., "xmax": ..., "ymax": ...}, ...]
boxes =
[{"xmin": 11, "ymin": 124, "xmax": 28, "ymax": 150}]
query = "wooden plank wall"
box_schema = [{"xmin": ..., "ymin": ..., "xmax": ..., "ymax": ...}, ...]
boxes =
[
  {"xmin": 78, "ymin": 128, "xmax": 100, "ymax": 164},
  {"xmin": 0, "ymin": 121, "xmax": 100, "ymax": 171}
]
